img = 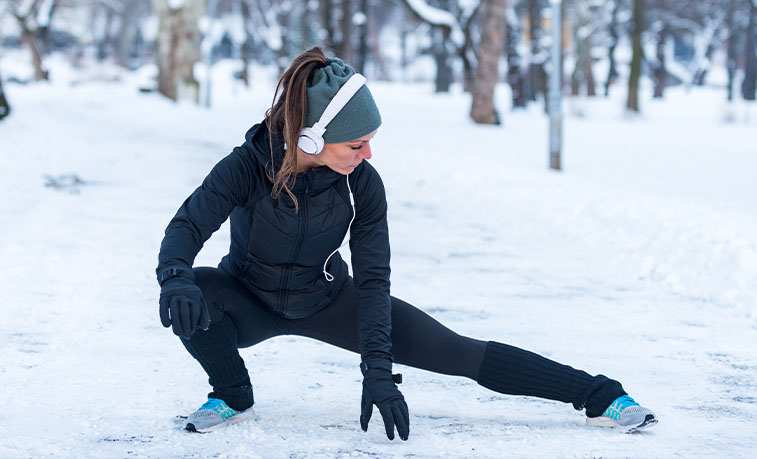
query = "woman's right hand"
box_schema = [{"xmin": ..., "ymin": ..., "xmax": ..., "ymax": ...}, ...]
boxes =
[
  {"xmin": 359, "ymin": 358, "xmax": 410, "ymax": 441},
  {"xmin": 158, "ymin": 278, "xmax": 210, "ymax": 338}
]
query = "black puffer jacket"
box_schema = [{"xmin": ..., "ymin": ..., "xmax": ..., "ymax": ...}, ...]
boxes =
[{"xmin": 157, "ymin": 122, "xmax": 392, "ymax": 362}]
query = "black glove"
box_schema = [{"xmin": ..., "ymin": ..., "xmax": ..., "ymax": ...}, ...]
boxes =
[
  {"xmin": 360, "ymin": 358, "xmax": 409, "ymax": 441},
  {"xmin": 158, "ymin": 276, "xmax": 210, "ymax": 338}
]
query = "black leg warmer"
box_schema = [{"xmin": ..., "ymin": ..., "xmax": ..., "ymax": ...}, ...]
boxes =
[
  {"xmin": 477, "ymin": 341, "xmax": 626, "ymax": 417},
  {"xmin": 180, "ymin": 314, "xmax": 255, "ymax": 411}
]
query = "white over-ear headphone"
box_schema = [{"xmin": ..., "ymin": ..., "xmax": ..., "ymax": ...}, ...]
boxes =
[{"xmin": 298, "ymin": 73, "xmax": 367, "ymax": 155}]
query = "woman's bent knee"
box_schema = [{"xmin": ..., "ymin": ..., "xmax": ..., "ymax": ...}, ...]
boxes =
[{"xmin": 192, "ymin": 267, "xmax": 237, "ymax": 325}]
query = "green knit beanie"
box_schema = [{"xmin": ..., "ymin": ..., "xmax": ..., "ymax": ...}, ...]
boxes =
[{"xmin": 304, "ymin": 57, "xmax": 381, "ymax": 144}]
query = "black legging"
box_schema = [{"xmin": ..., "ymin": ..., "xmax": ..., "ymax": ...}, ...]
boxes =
[{"xmin": 180, "ymin": 267, "xmax": 625, "ymax": 418}]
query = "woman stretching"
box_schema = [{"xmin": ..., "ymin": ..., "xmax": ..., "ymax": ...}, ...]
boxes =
[{"xmin": 156, "ymin": 47, "xmax": 657, "ymax": 438}]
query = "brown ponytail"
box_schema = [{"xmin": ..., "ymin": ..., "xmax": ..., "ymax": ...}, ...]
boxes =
[{"xmin": 265, "ymin": 47, "xmax": 328, "ymax": 211}]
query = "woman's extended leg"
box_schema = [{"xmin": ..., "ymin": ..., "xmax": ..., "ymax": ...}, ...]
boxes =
[
  {"xmin": 292, "ymin": 278, "xmax": 626, "ymax": 417},
  {"xmin": 180, "ymin": 267, "xmax": 290, "ymax": 411}
]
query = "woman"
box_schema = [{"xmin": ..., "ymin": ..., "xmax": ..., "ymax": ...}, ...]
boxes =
[{"xmin": 156, "ymin": 47, "xmax": 657, "ymax": 438}]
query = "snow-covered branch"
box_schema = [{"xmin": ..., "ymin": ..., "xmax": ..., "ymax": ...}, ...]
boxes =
[{"xmin": 401, "ymin": 0, "xmax": 457, "ymax": 30}]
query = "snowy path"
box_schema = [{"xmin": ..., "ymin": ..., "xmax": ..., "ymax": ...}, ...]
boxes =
[{"xmin": 1, "ymin": 74, "xmax": 756, "ymax": 458}]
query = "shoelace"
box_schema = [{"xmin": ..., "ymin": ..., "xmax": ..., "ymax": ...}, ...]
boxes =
[
  {"xmin": 612, "ymin": 395, "xmax": 639, "ymax": 410},
  {"xmin": 199, "ymin": 398, "xmax": 229, "ymax": 412},
  {"xmin": 198, "ymin": 398, "xmax": 242, "ymax": 420},
  {"xmin": 603, "ymin": 395, "xmax": 640, "ymax": 420}
]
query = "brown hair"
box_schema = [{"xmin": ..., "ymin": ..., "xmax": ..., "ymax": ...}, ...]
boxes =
[{"xmin": 265, "ymin": 47, "xmax": 328, "ymax": 210}]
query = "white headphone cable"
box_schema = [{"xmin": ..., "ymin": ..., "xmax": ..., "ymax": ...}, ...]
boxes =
[{"xmin": 323, "ymin": 174, "xmax": 356, "ymax": 282}]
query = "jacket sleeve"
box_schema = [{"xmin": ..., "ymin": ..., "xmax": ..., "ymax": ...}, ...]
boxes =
[
  {"xmin": 349, "ymin": 163, "xmax": 393, "ymax": 363},
  {"xmin": 156, "ymin": 147, "xmax": 254, "ymax": 283}
]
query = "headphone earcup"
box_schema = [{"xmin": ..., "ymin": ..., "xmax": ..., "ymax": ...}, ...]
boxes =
[{"xmin": 298, "ymin": 128, "xmax": 324, "ymax": 155}]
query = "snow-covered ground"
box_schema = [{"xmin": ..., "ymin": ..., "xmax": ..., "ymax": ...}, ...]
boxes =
[{"xmin": 1, "ymin": 54, "xmax": 756, "ymax": 458}]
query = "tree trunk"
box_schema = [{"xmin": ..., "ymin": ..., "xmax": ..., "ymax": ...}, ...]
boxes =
[
  {"xmin": 97, "ymin": 9, "xmax": 115, "ymax": 61},
  {"xmin": 356, "ymin": 0, "xmax": 369, "ymax": 74},
  {"xmin": 652, "ymin": 25, "xmax": 667, "ymax": 98},
  {"xmin": 433, "ymin": 27, "xmax": 453, "ymax": 92},
  {"xmin": 337, "ymin": 0, "xmax": 354, "ymax": 62},
  {"xmin": 239, "ymin": 0, "xmax": 253, "ymax": 87},
  {"xmin": 301, "ymin": 0, "xmax": 319, "ymax": 50},
  {"xmin": 570, "ymin": 35, "xmax": 589, "ymax": 96},
  {"xmin": 320, "ymin": 0, "xmax": 336, "ymax": 50},
  {"xmin": 570, "ymin": 2, "xmax": 596, "ymax": 97},
  {"xmin": 368, "ymin": 11, "xmax": 389, "ymax": 80},
  {"xmin": 527, "ymin": 0, "xmax": 547, "ymax": 102},
  {"xmin": 726, "ymin": 0, "xmax": 737, "ymax": 101},
  {"xmin": 430, "ymin": 0, "xmax": 453, "ymax": 93},
  {"xmin": 21, "ymin": 29, "xmax": 48, "ymax": 81},
  {"xmin": 506, "ymin": 4, "xmax": 526, "ymax": 107},
  {"xmin": 471, "ymin": 0, "xmax": 507, "ymax": 125},
  {"xmin": 605, "ymin": 0, "xmax": 619, "ymax": 97},
  {"xmin": 626, "ymin": 0, "xmax": 644, "ymax": 112},
  {"xmin": 153, "ymin": 0, "xmax": 203, "ymax": 102},
  {"xmin": 0, "ymin": 67, "xmax": 10, "ymax": 121},
  {"xmin": 14, "ymin": 10, "xmax": 49, "ymax": 82},
  {"xmin": 585, "ymin": 53, "xmax": 596, "ymax": 96},
  {"xmin": 116, "ymin": 3, "xmax": 136, "ymax": 68},
  {"xmin": 459, "ymin": 5, "xmax": 479, "ymax": 93},
  {"xmin": 742, "ymin": 1, "xmax": 756, "ymax": 101},
  {"xmin": 277, "ymin": 3, "xmax": 291, "ymax": 75},
  {"xmin": 38, "ymin": 0, "xmax": 57, "ymax": 56}
]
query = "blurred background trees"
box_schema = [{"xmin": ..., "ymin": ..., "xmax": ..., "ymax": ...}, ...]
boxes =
[{"xmin": 0, "ymin": 0, "xmax": 756, "ymax": 122}]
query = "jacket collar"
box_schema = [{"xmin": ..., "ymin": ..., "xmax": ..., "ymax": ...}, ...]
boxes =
[{"xmin": 245, "ymin": 122, "xmax": 345, "ymax": 195}]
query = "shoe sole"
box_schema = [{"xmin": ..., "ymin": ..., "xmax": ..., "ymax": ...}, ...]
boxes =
[
  {"xmin": 587, "ymin": 414, "xmax": 658, "ymax": 433},
  {"xmin": 184, "ymin": 408, "xmax": 257, "ymax": 433}
]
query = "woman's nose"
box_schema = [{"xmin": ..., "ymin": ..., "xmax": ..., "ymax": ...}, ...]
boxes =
[{"xmin": 361, "ymin": 143, "xmax": 372, "ymax": 160}]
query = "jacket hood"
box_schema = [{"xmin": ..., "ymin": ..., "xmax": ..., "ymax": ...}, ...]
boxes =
[{"xmin": 244, "ymin": 122, "xmax": 347, "ymax": 195}]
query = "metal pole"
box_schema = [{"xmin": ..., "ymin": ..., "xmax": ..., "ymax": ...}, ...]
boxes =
[
  {"xmin": 204, "ymin": 0, "xmax": 218, "ymax": 108},
  {"xmin": 548, "ymin": 0, "xmax": 563, "ymax": 171}
]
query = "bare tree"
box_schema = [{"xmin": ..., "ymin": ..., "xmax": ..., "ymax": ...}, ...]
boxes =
[
  {"xmin": 526, "ymin": 0, "xmax": 547, "ymax": 103},
  {"xmin": 366, "ymin": 0, "xmax": 391, "ymax": 80},
  {"xmin": 604, "ymin": 0, "xmax": 620, "ymax": 97},
  {"xmin": 726, "ymin": 0, "xmax": 739, "ymax": 101},
  {"xmin": 400, "ymin": 0, "xmax": 458, "ymax": 92},
  {"xmin": 649, "ymin": 0, "xmax": 673, "ymax": 98},
  {"xmin": 335, "ymin": 0, "xmax": 355, "ymax": 62},
  {"xmin": 10, "ymin": 0, "xmax": 51, "ymax": 81},
  {"xmin": 470, "ymin": 0, "xmax": 506, "ymax": 124},
  {"xmin": 627, "ymin": 0, "xmax": 645, "ymax": 112},
  {"xmin": 506, "ymin": 2, "xmax": 526, "ymax": 107},
  {"xmin": 320, "ymin": 0, "xmax": 337, "ymax": 50},
  {"xmin": 651, "ymin": 21, "xmax": 668, "ymax": 98},
  {"xmin": 457, "ymin": 2, "xmax": 480, "ymax": 92},
  {"xmin": 153, "ymin": 0, "xmax": 204, "ymax": 102},
  {"xmin": 742, "ymin": 0, "xmax": 756, "ymax": 100},
  {"xmin": 0, "ymin": 66, "xmax": 10, "ymax": 121},
  {"xmin": 103, "ymin": 0, "xmax": 151, "ymax": 68},
  {"xmin": 356, "ymin": 0, "xmax": 369, "ymax": 73},
  {"xmin": 569, "ymin": 0, "xmax": 600, "ymax": 97}
]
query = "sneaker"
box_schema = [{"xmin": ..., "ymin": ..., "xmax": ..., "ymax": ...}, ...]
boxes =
[
  {"xmin": 586, "ymin": 395, "xmax": 658, "ymax": 433},
  {"xmin": 184, "ymin": 398, "xmax": 256, "ymax": 433}
]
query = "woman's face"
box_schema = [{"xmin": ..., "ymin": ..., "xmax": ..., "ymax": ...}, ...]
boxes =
[{"xmin": 315, "ymin": 130, "xmax": 377, "ymax": 175}]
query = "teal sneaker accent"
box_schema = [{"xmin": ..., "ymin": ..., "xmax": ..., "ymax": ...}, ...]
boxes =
[
  {"xmin": 587, "ymin": 395, "xmax": 657, "ymax": 433},
  {"xmin": 201, "ymin": 398, "xmax": 242, "ymax": 420},
  {"xmin": 602, "ymin": 395, "xmax": 639, "ymax": 421},
  {"xmin": 184, "ymin": 398, "xmax": 256, "ymax": 433}
]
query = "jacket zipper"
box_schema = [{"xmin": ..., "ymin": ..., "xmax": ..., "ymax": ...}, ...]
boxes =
[{"xmin": 277, "ymin": 179, "xmax": 310, "ymax": 314}]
